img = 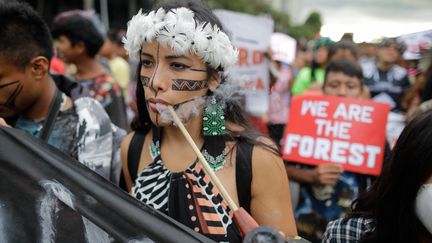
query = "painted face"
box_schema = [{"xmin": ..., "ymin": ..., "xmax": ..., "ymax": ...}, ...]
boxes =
[
  {"xmin": 323, "ymin": 71, "xmax": 362, "ymax": 99},
  {"xmin": 0, "ymin": 57, "xmax": 37, "ymax": 118},
  {"xmin": 55, "ymin": 35, "xmax": 80, "ymax": 64},
  {"xmin": 140, "ymin": 40, "xmax": 217, "ymax": 126}
]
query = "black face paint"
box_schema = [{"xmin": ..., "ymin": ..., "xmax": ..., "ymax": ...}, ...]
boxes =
[
  {"xmin": 172, "ymin": 79, "xmax": 208, "ymax": 91},
  {"xmin": 0, "ymin": 80, "xmax": 19, "ymax": 89},
  {"xmin": 149, "ymin": 43, "xmax": 161, "ymax": 95},
  {"xmin": 140, "ymin": 76, "xmax": 151, "ymax": 87},
  {"xmin": 0, "ymin": 80, "xmax": 22, "ymax": 108}
]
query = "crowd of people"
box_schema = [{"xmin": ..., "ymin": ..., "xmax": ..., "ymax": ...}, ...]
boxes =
[{"xmin": 0, "ymin": 0, "xmax": 431, "ymax": 242}]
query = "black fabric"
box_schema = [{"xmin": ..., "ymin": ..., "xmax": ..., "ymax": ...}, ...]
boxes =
[
  {"xmin": 235, "ymin": 139, "xmax": 253, "ymax": 214},
  {"xmin": 421, "ymin": 74, "xmax": 432, "ymax": 103},
  {"xmin": 267, "ymin": 124, "xmax": 286, "ymax": 147},
  {"xmin": 40, "ymin": 89, "xmax": 62, "ymax": 141},
  {"xmin": 0, "ymin": 127, "xmax": 214, "ymax": 243},
  {"xmin": 128, "ymin": 131, "xmax": 146, "ymax": 183},
  {"xmin": 52, "ymin": 74, "xmax": 78, "ymax": 97},
  {"xmin": 126, "ymin": 133, "xmax": 254, "ymax": 213},
  {"xmin": 105, "ymin": 88, "xmax": 129, "ymax": 131}
]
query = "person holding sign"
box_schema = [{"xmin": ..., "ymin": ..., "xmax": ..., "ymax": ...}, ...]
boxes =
[
  {"xmin": 119, "ymin": 0, "xmax": 297, "ymax": 242},
  {"xmin": 285, "ymin": 59, "xmax": 390, "ymax": 242},
  {"xmin": 323, "ymin": 109, "xmax": 432, "ymax": 243}
]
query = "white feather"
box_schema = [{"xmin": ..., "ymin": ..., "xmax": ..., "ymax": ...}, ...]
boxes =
[{"xmin": 124, "ymin": 7, "xmax": 238, "ymax": 69}]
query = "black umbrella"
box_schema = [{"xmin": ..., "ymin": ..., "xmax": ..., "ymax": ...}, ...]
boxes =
[{"xmin": 0, "ymin": 127, "xmax": 214, "ymax": 243}]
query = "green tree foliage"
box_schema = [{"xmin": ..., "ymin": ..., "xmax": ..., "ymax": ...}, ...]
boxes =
[{"xmin": 288, "ymin": 11, "xmax": 322, "ymax": 39}]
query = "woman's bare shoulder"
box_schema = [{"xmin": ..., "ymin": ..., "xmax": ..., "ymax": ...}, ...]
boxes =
[{"xmin": 251, "ymin": 136, "xmax": 285, "ymax": 179}]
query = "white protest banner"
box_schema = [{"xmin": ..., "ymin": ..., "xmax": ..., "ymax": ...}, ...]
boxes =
[
  {"xmin": 270, "ymin": 32, "xmax": 296, "ymax": 64},
  {"xmin": 282, "ymin": 96, "xmax": 390, "ymax": 176},
  {"xmin": 398, "ymin": 29, "xmax": 432, "ymax": 60},
  {"xmin": 214, "ymin": 9, "xmax": 274, "ymax": 116}
]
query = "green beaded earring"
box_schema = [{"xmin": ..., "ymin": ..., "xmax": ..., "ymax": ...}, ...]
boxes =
[
  {"xmin": 203, "ymin": 96, "xmax": 226, "ymax": 136},
  {"xmin": 202, "ymin": 96, "xmax": 227, "ymax": 172}
]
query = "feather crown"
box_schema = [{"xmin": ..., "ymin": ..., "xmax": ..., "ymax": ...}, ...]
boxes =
[{"xmin": 123, "ymin": 7, "xmax": 238, "ymax": 70}]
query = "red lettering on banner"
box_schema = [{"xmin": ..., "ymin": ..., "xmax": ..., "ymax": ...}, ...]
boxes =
[
  {"xmin": 244, "ymin": 78, "xmax": 266, "ymax": 91},
  {"xmin": 252, "ymin": 50, "xmax": 265, "ymax": 65},
  {"xmin": 283, "ymin": 95, "xmax": 390, "ymax": 176},
  {"xmin": 256, "ymin": 78, "xmax": 265, "ymax": 90},
  {"xmin": 238, "ymin": 48, "xmax": 248, "ymax": 66},
  {"xmin": 236, "ymin": 48, "xmax": 266, "ymax": 67}
]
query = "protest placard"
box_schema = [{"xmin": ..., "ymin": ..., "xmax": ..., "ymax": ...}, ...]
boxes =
[
  {"xmin": 398, "ymin": 29, "xmax": 432, "ymax": 60},
  {"xmin": 270, "ymin": 32, "xmax": 296, "ymax": 64},
  {"xmin": 282, "ymin": 95, "xmax": 390, "ymax": 176},
  {"xmin": 214, "ymin": 9, "xmax": 274, "ymax": 116}
]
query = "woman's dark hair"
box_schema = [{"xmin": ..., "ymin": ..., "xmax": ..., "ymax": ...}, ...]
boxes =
[
  {"xmin": 349, "ymin": 109, "xmax": 432, "ymax": 243},
  {"xmin": 310, "ymin": 37, "xmax": 333, "ymax": 82},
  {"xmin": 130, "ymin": 0, "xmax": 280, "ymax": 155}
]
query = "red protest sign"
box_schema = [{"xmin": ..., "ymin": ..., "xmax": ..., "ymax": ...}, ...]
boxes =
[{"xmin": 282, "ymin": 96, "xmax": 390, "ymax": 176}]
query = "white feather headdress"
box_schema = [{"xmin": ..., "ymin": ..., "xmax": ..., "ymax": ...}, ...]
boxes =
[{"xmin": 123, "ymin": 7, "xmax": 238, "ymax": 70}]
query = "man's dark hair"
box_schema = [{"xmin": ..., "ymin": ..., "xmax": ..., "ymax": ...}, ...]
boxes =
[
  {"xmin": 0, "ymin": 1, "xmax": 54, "ymax": 69},
  {"xmin": 107, "ymin": 29, "xmax": 123, "ymax": 45},
  {"xmin": 51, "ymin": 11, "xmax": 105, "ymax": 58},
  {"xmin": 324, "ymin": 58, "xmax": 364, "ymax": 83},
  {"xmin": 328, "ymin": 40, "xmax": 359, "ymax": 60},
  {"xmin": 378, "ymin": 37, "xmax": 406, "ymax": 55}
]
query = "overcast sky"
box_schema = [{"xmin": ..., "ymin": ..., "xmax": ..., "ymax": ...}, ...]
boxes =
[{"xmin": 300, "ymin": 0, "xmax": 432, "ymax": 42}]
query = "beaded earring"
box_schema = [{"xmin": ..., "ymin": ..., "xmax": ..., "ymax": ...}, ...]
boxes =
[{"xmin": 203, "ymin": 96, "xmax": 226, "ymax": 136}]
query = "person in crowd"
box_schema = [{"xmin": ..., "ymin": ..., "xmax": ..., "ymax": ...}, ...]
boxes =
[
  {"xmin": 267, "ymin": 33, "xmax": 295, "ymax": 147},
  {"xmin": 327, "ymin": 40, "xmax": 359, "ymax": 62},
  {"xmin": 362, "ymin": 37, "xmax": 411, "ymax": 112},
  {"xmin": 323, "ymin": 109, "xmax": 432, "ymax": 243},
  {"xmin": 0, "ymin": 1, "xmax": 125, "ymax": 184},
  {"xmin": 291, "ymin": 38, "xmax": 309, "ymax": 79},
  {"xmin": 285, "ymin": 59, "xmax": 388, "ymax": 242},
  {"xmin": 51, "ymin": 10, "xmax": 128, "ymax": 130},
  {"xmin": 119, "ymin": 0, "xmax": 298, "ymax": 241},
  {"xmin": 419, "ymin": 53, "xmax": 432, "ymax": 103},
  {"xmin": 99, "ymin": 29, "xmax": 131, "ymax": 100},
  {"xmin": 402, "ymin": 54, "xmax": 432, "ymax": 122},
  {"xmin": 291, "ymin": 37, "xmax": 334, "ymax": 95},
  {"xmin": 358, "ymin": 42, "xmax": 377, "ymax": 67},
  {"xmin": 328, "ymin": 40, "xmax": 371, "ymax": 100}
]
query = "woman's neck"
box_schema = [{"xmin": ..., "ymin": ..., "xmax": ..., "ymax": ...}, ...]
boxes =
[{"xmin": 157, "ymin": 113, "xmax": 206, "ymax": 172}]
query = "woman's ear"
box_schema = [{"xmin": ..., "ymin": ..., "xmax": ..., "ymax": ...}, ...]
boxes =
[{"xmin": 207, "ymin": 72, "xmax": 220, "ymax": 92}]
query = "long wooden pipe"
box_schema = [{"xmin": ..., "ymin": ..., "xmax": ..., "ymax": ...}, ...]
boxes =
[{"xmin": 167, "ymin": 105, "xmax": 259, "ymax": 237}]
